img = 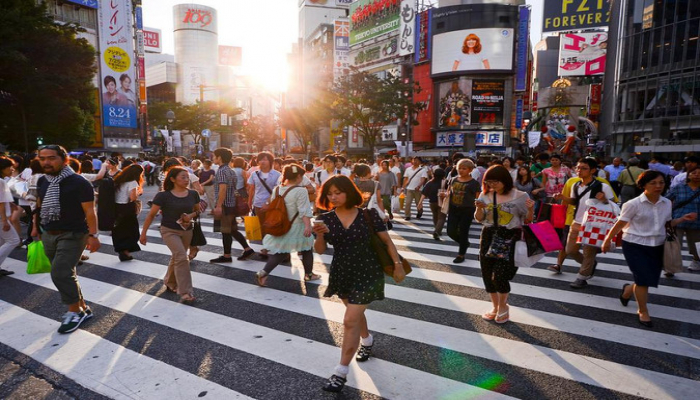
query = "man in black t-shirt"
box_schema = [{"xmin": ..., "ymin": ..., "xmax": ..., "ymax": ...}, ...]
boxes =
[{"xmin": 32, "ymin": 145, "xmax": 100, "ymax": 334}]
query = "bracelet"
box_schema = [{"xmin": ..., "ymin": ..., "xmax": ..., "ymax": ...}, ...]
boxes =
[{"xmin": 394, "ymin": 261, "xmax": 402, "ymax": 264}]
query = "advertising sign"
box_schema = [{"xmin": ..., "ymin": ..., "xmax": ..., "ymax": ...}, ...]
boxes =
[
  {"xmin": 349, "ymin": 37, "xmax": 398, "ymax": 68},
  {"xmin": 143, "ymin": 28, "xmax": 162, "ymax": 53},
  {"xmin": 398, "ymin": 0, "xmax": 415, "ymax": 57},
  {"xmin": 516, "ymin": 99, "xmax": 523, "ymax": 129},
  {"xmin": 437, "ymin": 80, "xmax": 471, "ymax": 129},
  {"xmin": 98, "ymin": 0, "xmax": 137, "ymax": 128},
  {"xmin": 350, "ymin": 0, "xmax": 401, "ymax": 46},
  {"xmin": 334, "ymin": 19, "xmax": 350, "ymax": 79},
  {"xmin": 66, "ymin": 0, "xmax": 98, "ymax": 9},
  {"xmin": 471, "ymin": 80, "xmax": 505, "ymax": 125},
  {"xmin": 542, "ymin": 0, "xmax": 611, "ymax": 33},
  {"xmin": 431, "ymin": 28, "xmax": 514, "ymax": 75},
  {"xmin": 515, "ymin": 6, "xmax": 530, "ymax": 92},
  {"xmin": 415, "ymin": 9, "xmax": 431, "ymax": 63},
  {"xmin": 182, "ymin": 64, "xmax": 216, "ymax": 104},
  {"xmin": 558, "ymin": 32, "xmax": 607, "ymax": 76},
  {"xmin": 589, "ymin": 83, "xmax": 602, "ymax": 116},
  {"xmin": 435, "ymin": 131, "xmax": 504, "ymax": 147},
  {"xmin": 219, "ymin": 46, "xmax": 242, "ymax": 66},
  {"xmin": 175, "ymin": 5, "xmax": 217, "ymax": 34},
  {"xmin": 476, "ymin": 131, "xmax": 504, "ymax": 147}
]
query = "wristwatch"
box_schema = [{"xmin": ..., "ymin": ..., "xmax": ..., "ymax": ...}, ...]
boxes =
[{"xmin": 88, "ymin": 233, "xmax": 99, "ymax": 238}]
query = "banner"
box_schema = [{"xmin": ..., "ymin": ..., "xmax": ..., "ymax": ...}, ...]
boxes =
[
  {"xmin": 435, "ymin": 131, "xmax": 504, "ymax": 147},
  {"xmin": 349, "ymin": 0, "xmax": 401, "ymax": 46},
  {"xmin": 437, "ymin": 80, "xmax": 471, "ymax": 129},
  {"xmin": 432, "ymin": 28, "xmax": 514, "ymax": 75},
  {"xmin": 349, "ymin": 36, "xmax": 398, "ymax": 68},
  {"xmin": 515, "ymin": 6, "xmax": 530, "ymax": 92},
  {"xmin": 414, "ymin": 9, "xmax": 431, "ymax": 64},
  {"xmin": 143, "ymin": 28, "xmax": 162, "ymax": 53},
  {"xmin": 98, "ymin": 0, "xmax": 137, "ymax": 128},
  {"xmin": 398, "ymin": 0, "xmax": 415, "ymax": 57},
  {"xmin": 542, "ymin": 0, "xmax": 611, "ymax": 33},
  {"xmin": 334, "ymin": 19, "xmax": 350, "ymax": 79},
  {"xmin": 471, "ymin": 80, "xmax": 505, "ymax": 125},
  {"xmin": 528, "ymin": 131, "xmax": 541, "ymax": 148},
  {"xmin": 589, "ymin": 83, "xmax": 602, "ymax": 116},
  {"xmin": 558, "ymin": 32, "xmax": 607, "ymax": 76}
]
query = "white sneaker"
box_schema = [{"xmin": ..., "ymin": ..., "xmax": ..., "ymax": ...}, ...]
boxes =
[{"xmin": 688, "ymin": 260, "xmax": 700, "ymax": 271}]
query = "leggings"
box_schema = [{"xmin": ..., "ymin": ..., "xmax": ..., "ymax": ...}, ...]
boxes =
[
  {"xmin": 447, "ymin": 206, "xmax": 476, "ymax": 255},
  {"xmin": 263, "ymin": 250, "xmax": 314, "ymax": 275},
  {"xmin": 223, "ymin": 229, "xmax": 249, "ymax": 254}
]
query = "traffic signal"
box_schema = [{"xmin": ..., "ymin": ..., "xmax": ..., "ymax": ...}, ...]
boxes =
[{"xmin": 36, "ymin": 136, "xmax": 43, "ymax": 145}]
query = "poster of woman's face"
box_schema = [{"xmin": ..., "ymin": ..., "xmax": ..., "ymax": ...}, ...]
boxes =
[
  {"xmin": 431, "ymin": 28, "xmax": 514, "ymax": 75},
  {"xmin": 437, "ymin": 79, "xmax": 472, "ymax": 128}
]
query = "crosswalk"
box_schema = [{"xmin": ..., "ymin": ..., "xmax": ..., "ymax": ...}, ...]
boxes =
[{"xmin": 1, "ymin": 205, "xmax": 699, "ymax": 399}]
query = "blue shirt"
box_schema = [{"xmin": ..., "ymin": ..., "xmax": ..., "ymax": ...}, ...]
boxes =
[
  {"xmin": 603, "ymin": 164, "xmax": 625, "ymax": 181},
  {"xmin": 91, "ymin": 159, "xmax": 102, "ymax": 170},
  {"xmin": 665, "ymin": 183, "xmax": 700, "ymax": 229},
  {"xmin": 247, "ymin": 169, "xmax": 282, "ymax": 208}
]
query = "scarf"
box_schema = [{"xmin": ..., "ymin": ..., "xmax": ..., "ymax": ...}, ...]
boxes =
[{"xmin": 40, "ymin": 166, "xmax": 75, "ymax": 223}]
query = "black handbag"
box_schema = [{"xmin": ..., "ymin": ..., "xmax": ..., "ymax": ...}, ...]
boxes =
[
  {"xmin": 362, "ymin": 209, "xmax": 411, "ymax": 279},
  {"xmin": 484, "ymin": 193, "xmax": 516, "ymax": 261},
  {"xmin": 190, "ymin": 220, "xmax": 207, "ymax": 246}
]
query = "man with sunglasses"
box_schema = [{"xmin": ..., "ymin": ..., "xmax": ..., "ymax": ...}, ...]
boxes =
[
  {"xmin": 32, "ymin": 145, "xmax": 100, "ymax": 333},
  {"xmin": 554, "ymin": 158, "xmax": 616, "ymax": 289}
]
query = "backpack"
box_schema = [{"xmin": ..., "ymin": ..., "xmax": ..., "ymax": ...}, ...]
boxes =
[{"xmin": 258, "ymin": 186, "xmax": 303, "ymax": 236}]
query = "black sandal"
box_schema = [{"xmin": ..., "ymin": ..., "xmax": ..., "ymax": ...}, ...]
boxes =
[
  {"xmin": 619, "ymin": 284, "xmax": 631, "ymax": 307},
  {"xmin": 356, "ymin": 344, "xmax": 373, "ymax": 362},
  {"xmin": 322, "ymin": 374, "xmax": 347, "ymax": 392}
]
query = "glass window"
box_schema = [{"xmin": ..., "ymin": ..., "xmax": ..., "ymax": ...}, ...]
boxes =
[
  {"xmin": 631, "ymin": 34, "xmax": 642, "ymax": 70},
  {"xmin": 691, "ymin": 0, "xmax": 700, "ymax": 19},
  {"xmin": 663, "ymin": 0, "xmax": 676, "ymax": 25},
  {"xmin": 687, "ymin": 19, "xmax": 699, "ymax": 62},
  {"xmin": 674, "ymin": 21, "xmax": 687, "ymax": 62},
  {"xmin": 641, "ymin": 31, "xmax": 651, "ymax": 69},
  {"xmin": 651, "ymin": 27, "xmax": 662, "ymax": 67},
  {"xmin": 662, "ymin": 25, "xmax": 673, "ymax": 64}
]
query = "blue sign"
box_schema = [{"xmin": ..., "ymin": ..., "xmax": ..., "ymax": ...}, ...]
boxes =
[
  {"xmin": 201, "ymin": 129, "xmax": 211, "ymax": 138},
  {"xmin": 515, "ymin": 6, "xmax": 530, "ymax": 92},
  {"xmin": 435, "ymin": 131, "xmax": 504, "ymax": 147},
  {"xmin": 102, "ymin": 104, "xmax": 137, "ymax": 129},
  {"xmin": 65, "ymin": 0, "xmax": 98, "ymax": 9},
  {"xmin": 516, "ymin": 99, "xmax": 523, "ymax": 129},
  {"xmin": 135, "ymin": 6, "xmax": 143, "ymax": 31}
]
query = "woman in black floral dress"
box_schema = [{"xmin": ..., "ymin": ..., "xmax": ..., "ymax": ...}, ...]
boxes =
[{"xmin": 313, "ymin": 175, "xmax": 405, "ymax": 393}]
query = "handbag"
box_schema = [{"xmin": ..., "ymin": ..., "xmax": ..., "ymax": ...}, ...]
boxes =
[
  {"xmin": 523, "ymin": 220, "xmax": 564, "ymax": 256},
  {"xmin": 244, "ymin": 215, "xmax": 262, "ymax": 241},
  {"xmin": 367, "ymin": 182, "xmax": 387, "ymax": 220},
  {"xmin": 234, "ymin": 187, "xmax": 250, "ymax": 216},
  {"xmin": 484, "ymin": 193, "xmax": 516, "ymax": 261},
  {"xmin": 550, "ymin": 203, "xmax": 567, "ymax": 229},
  {"xmin": 27, "ymin": 241, "xmax": 52, "ymax": 274},
  {"xmin": 362, "ymin": 209, "xmax": 411, "ymax": 279},
  {"xmin": 663, "ymin": 223, "xmax": 683, "ymax": 274},
  {"xmin": 391, "ymin": 195, "xmax": 400, "ymax": 212},
  {"xmin": 514, "ymin": 240, "xmax": 544, "ymax": 268},
  {"xmin": 190, "ymin": 220, "xmax": 207, "ymax": 246},
  {"xmin": 439, "ymin": 178, "xmax": 451, "ymax": 215}
]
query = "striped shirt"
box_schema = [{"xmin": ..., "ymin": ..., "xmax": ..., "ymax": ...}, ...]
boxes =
[
  {"xmin": 214, "ymin": 165, "xmax": 237, "ymax": 208},
  {"xmin": 665, "ymin": 183, "xmax": 700, "ymax": 229}
]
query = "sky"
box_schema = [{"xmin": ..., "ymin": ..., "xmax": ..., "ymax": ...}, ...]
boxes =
[{"xmin": 142, "ymin": 0, "xmax": 544, "ymax": 92}]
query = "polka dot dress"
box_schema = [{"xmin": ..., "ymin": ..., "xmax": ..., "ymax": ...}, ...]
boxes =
[{"xmin": 319, "ymin": 208, "xmax": 386, "ymax": 305}]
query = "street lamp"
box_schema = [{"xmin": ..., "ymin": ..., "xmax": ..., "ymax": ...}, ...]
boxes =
[{"xmin": 165, "ymin": 110, "xmax": 175, "ymax": 156}]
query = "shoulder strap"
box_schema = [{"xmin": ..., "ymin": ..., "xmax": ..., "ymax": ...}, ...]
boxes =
[
  {"xmin": 492, "ymin": 192, "xmax": 498, "ymax": 227},
  {"xmin": 256, "ymin": 171, "xmax": 272, "ymax": 194},
  {"xmin": 406, "ymin": 167, "xmax": 424, "ymax": 187},
  {"xmin": 362, "ymin": 208, "xmax": 376, "ymax": 234},
  {"xmin": 626, "ymin": 167, "xmax": 635, "ymax": 182},
  {"xmin": 673, "ymin": 188, "xmax": 700, "ymax": 211}
]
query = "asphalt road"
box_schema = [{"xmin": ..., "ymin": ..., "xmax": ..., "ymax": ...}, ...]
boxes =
[{"xmin": 0, "ymin": 184, "xmax": 698, "ymax": 400}]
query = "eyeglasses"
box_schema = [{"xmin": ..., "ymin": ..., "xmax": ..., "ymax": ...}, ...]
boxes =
[
  {"xmin": 575, "ymin": 166, "xmax": 590, "ymax": 170},
  {"xmin": 484, "ymin": 180, "xmax": 501, "ymax": 185}
]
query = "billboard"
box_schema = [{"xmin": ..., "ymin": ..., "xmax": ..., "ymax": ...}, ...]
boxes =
[
  {"xmin": 219, "ymin": 46, "xmax": 242, "ymax": 66},
  {"xmin": 471, "ymin": 80, "xmax": 505, "ymax": 125},
  {"xmin": 398, "ymin": 0, "xmax": 415, "ymax": 57},
  {"xmin": 98, "ymin": 0, "xmax": 137, "ymax": 128},
  {"xmin": 542, "ymin": 0, "xmax": 611, "ymax": 33},
  {"xmin": 143, "ymin": 28, "xmax": 162, "ymax": 53},
  {"xmin": 431, "ymin": 28, "xmax": 514, "ymax": 75},
  {"xmin": 334, "ymin": 19, "xmax": 350, "ymax": 79},
  {"xmin": 437, "ymin": 80, "xmax": 471, "ymax": 129},
  {"xmin": 349, "ymin": 36, "xmax": 398, "ymax": 68},
  {"xmin": 414, "ymin": 9, "xmax": 431, "ymax": 63},
  {"xmin": 435, "ymin": 131, "xmax": 504, "ymax": 147},
  {"xmin": 515, "ymin": 6, "xmax": 529, "ymax": 92},
  {"xmin": 558, "ymin": 32, "xmax": 607, "ymax": 76},
  {"xmin": 350, "ymin": 0, "xmax": 401, "ymax": 46}
]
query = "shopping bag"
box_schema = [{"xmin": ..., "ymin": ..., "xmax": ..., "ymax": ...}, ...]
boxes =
[
  {"xmin": 524, "ymin": 221, "xmax": 564, "ymax": 254},
  {"xmin": 550, "ymin": 204, "xmax": 567, "ymax": 229},
  {"xmin": 514, "ymin": 240, "xmax": 544, "ymax": 268},
  {"xmin": 576, "ymin": 199, "xmax": 620, "ymax": 248},
  {"xmin": 190, "ymin": 221, "xmax": 207, "ymax": 246},
  {"xmin": 663, "ymin": 226, "xmax": 683, "ymax": 274},
  {"xmin": 26, "ymin": 241, "xmax": 51, "ymax": 274},
  {"xmin": 391, "ymin": 196, "xmax": 400, "ymax": 213},
  {"xmin": 536, "ymin": 202, "xmax": 552, "ymax": 223},
  {"xmin": 244, "ymin": 215, "xmax": 262, "ymax": 241}
]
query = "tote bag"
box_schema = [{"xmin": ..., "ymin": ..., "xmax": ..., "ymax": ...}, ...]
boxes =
[
  {"xmin": 664, "ymin": 225, "xmax": 683, "ymax": 274},
  {"xmin": 244, "ymin": 215, "xmax": 263, "ymax": 241}
]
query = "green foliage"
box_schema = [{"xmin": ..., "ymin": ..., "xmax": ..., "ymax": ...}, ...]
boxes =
[
  {"xmin": 148, "ymin": 101, "xmax": 243, "ymax": 145},
  {"xmin": 278, "ymin": 105, "xmax": 329, "ymax": 155},
  {"xmin": 329, "ymin": 68, "xmax": 423, "ymax": 155},
  {"xmin": 242, "ymin": 114, "xmax": 279, "ymax": 151},
  {"xmin": 0, "ymin": 0, "xmax": 97, "ymax": 151}
]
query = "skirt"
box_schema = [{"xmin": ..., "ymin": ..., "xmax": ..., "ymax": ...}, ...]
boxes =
[
  {"xmin": 112, "ymin": 203, "xmax": 141, "ymax": 253},
  {"xmin": 621, "ymin": 240, "xmax": 663, "ymax": 287}
]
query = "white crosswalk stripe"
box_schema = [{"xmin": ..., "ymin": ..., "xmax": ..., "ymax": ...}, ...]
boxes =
[{"xmin": 1, "ymin": 205, "xmax": 698, "ymax": 399}]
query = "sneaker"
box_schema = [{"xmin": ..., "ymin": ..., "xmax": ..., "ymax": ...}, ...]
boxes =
[
  {"xmin": 688, "ymin": 260, "xmax": 700, "ymax": 271},
  {"xmin": 58, "ymin": 311, "xmax": 87, "ymax": 334},
  {"xmin": 84, "ymin": 306, "xmax": 94, "ymax": 321},
  {"xmin": 322, "ymin": 374, "xmax": 347, "ymax": 393},
  {"xmin": 237, "ymin": 249, "xmax": 255, "ymax": 261},
  {"xmin": 356, "ymin": 344, "xmax": 373, "ymax": 362},
  {"xmin": 570, "ymin": 278, "xmax": 588, "ymax": 289},
  {"xmin": 547, "ymin": 265, "xmax": 562, "ymax": 274},
  {"xmin": 209, "ymin": 256, "xmax": 233, "ymax": 263}
]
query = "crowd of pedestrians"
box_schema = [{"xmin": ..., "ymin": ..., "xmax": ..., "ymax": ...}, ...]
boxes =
[{"xmin": 1, "ymin": 144, "xmax": 699, "ymax": 391}]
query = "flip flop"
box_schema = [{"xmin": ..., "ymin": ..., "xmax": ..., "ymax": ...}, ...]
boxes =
[
  {"xmin": 495, "ymin": 309, "xmax": 510, "ymax": 324},
  {"xmin": 482, "ymin": 310, "xmax": 497, "ymax": 321}
]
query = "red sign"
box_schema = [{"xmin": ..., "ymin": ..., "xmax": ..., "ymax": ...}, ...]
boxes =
[
  {"xmin": 137, "ymin": 57, "xmax": 145, "ymax": 80},
  {"xmin": 589, "ymin": 83, "xmax": 602, "ymax": 116},
  {"xmin": 183, "ymin": 8, "xmax": 213, "ymax": 28},
  {"xmin": 143, "ymin": 29, "xmax": 161, "ymax": 53}
]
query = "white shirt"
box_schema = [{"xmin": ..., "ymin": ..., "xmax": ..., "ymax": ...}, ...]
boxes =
[
  {"xmin": 0, "ymin": 179, "xmax": 13, "ymax": 217},
  {"xmin": 370, "ymin": 164, "xmax": 380, "ymax": 177},
  {"xmin": 115, "ymin": 181, "xmax": 139, "ymax": 204},
  {"xmin": 572, "ymin": 180, "xmax": 615, "ymax": 224},
  {"xmin": 618, "ymin": 194, "xmax": 671, "ymax": 246},
  {"xmin": 671, "ymin": 172, "xmax": 687, "ymax": 189},
  {"xmin": 316, "ymin": 169, "xmax": 341, "ymax": 187},
  {"xmin": 403, "ymin": 166, "xmax": 428, "ymax": 191},
  {"xmin": 471, "ymin": 168, "xmax": 481, "ymax": 181},
  {"xmin": 390, "ymin": 166, "xmax": 401, "ymax": 181}
]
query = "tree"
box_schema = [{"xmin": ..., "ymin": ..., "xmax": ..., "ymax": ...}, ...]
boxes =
[
  {"xmin": 278, "ymin": 105, "xmax": 329, "ymax": 156},
  {"xmin": 0, "ymin": 0, "xmax": 97, "ymax": 151},
  {"xmin": 329, "ymin": 68, "xmax": 424, "ymax": 156},
  {"xmin": 242, "ymin": 115, "xmax": 279, "ymax": 152}
]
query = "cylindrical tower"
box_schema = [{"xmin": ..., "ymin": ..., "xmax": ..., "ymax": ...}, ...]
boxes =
[{"xmin": 173, "ymin": 4, "xmax": 219, "ymax": 104}]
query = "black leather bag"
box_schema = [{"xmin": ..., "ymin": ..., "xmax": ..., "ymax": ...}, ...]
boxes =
[{"xmin": 190, "ymin": 220, "xmax": 207, "ymax": 246}]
